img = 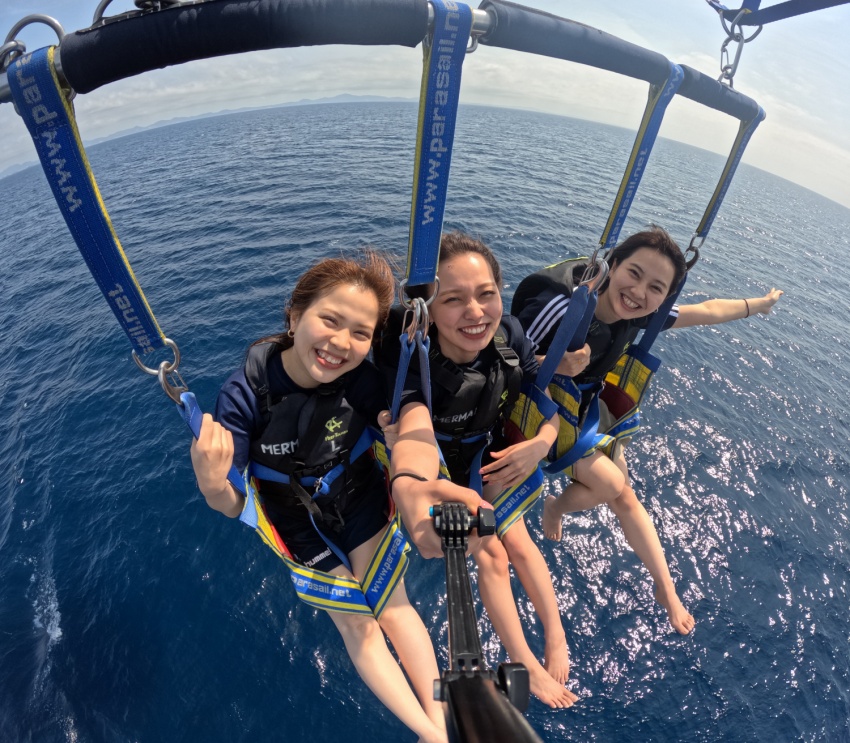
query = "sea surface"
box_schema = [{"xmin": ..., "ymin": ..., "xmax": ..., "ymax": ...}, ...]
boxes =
[{"xmin": 1, "ymin": 102, "xmax": 849, "ymax": 742}]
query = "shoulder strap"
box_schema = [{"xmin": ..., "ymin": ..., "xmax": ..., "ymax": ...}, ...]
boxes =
[
  {"xmin": 493, "ymin": 324, "xmax": 523, "ymax": 411},
  {"xmin": 244, "ymin": 342, "xmax": 279, "ymax": 424},
  {"xmin": 493, "ymin": 327, "xmax": 520, "ymax": 368}
]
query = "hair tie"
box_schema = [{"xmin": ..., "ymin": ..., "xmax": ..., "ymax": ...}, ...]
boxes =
[{"xmin": 390, "ymin": 472, "xmax": 428, "ymax": 488}]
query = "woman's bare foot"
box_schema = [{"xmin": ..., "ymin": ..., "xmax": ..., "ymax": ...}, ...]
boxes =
[
  {"xmin": 527, "ymin": 658, "xmax": 578, "ymax": 708},
  {"xmin": 542, "ymin": 495, "xmax": 564, "ymax": 541},
  {"xmin": 543, "ymin": 633, "xmax": 571, "ymax": 685},
  {"xmin": 655, "ymin": 583, "xmax": 695, "ymax": 634}
]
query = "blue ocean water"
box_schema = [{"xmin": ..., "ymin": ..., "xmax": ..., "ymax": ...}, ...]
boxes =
[{"xmin": 1, "ymin": 101, "xmax": 849, "ymax": 742}]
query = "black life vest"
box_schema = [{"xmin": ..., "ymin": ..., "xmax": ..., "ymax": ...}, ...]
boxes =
[
  {"xmin": 428, "ymin": 324, "xmax": 523, "ymax": 479},
  {"xmin": 245, "ymin": 342, "xmax": 375, "ymax": 530},
  {"xmin": 524, "ymin": 259, "xmax": 639, "ymax": 387}
]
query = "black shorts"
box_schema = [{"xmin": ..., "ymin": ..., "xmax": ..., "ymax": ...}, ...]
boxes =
[{"xmin": 263, "ymin": 477, "xmax": 390, "ymax": 574}]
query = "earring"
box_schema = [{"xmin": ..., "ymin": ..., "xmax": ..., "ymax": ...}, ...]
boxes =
[{"xmin": 287, "ymin": 328, "xmax": 295, "ymax": 338}]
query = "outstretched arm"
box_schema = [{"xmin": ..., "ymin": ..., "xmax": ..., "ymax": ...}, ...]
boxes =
[
  {"xmin": 673, "ymin": 288, "xmax": 783, "ymax": 329},
  {"xmin": 190, "ymin": 413, "xmax": 245, "ymax": 518}
]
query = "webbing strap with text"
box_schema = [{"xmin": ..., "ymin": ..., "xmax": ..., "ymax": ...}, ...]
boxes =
[
  {"xmin": 8, "ymin": 47, "xmax": 165, "ymax": 356},
  {"xmin": 693, "ymin": 109, "xmax": 765, "ymax": 241},
  {"xmin": 406, "ymin": 0, "xmax": 473, "ymax": 287},
  {"xmin": 599, "ymin": 61, "xmax": 684, "ymax": 252}
]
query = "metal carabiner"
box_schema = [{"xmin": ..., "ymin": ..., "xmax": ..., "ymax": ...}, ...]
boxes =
[
  {"xmin": 579, "ymin": 255, "xmax": 609, "ymax": 293},
  {"xmin": 157, "ymin": 363, "xmax": 189, "ymax": 405},
  {"xmin": 685, "ymin": 234, "xmax": 702, "ymax": 271},
  {"xmin": 402, "ymin": 295, "xmax": 433, "ymax": 343},
  {"xmin": 716, "ymin": 9, "xmax": 762, "ymax": 86}
]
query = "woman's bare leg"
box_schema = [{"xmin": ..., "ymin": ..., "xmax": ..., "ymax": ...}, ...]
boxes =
[
  {"xmin": 472, "ymin": 534, "xmax": 576, "ymax": 708},
  {"xmin": 497, "ymin": 516, "xmax": 575, "ymax": 690},
  {"xmin": 326, "ymin": 531, "xmax": 446, "ymax": 743},
  {"xmin": 604, "ymin": 450, "xmax": 695, "ymax": 634},
  {"xmin": 542, "ymin": 451, "xmax": 625, "ymax": 540}
]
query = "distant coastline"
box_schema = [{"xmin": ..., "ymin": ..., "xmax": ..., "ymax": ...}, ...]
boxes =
[{"xmin": 0, "ymin": 93, "xmax": 413, "ymax": 180}]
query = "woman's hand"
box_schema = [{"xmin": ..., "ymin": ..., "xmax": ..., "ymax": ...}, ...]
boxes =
[
  {"xmin": 480, "ymin": 437, "xmax": 549, "ymax": 490},
  {"xmin": 755, "ymin": 288, "xmax": 783, "ymax": 315},
  {"xmin": 377, "ymin": 409, "xmax": 400, "ymax": 450},
  {"xmin": 555, "ymin": 343, "xmax": 591, "ymax": 377},
  {"xmin": 391, "ymin": 476, "xmax": 490, "ymax": 558},
  {"xmin": 190, "ymin": 414, "xmax": 243, "ymax": 516}
]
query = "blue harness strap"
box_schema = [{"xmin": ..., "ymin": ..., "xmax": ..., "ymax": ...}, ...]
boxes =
[
  {"xmin": 535, "ymin": 283, "xmax": 595, "ymax": 388},
  {"xmin": 690, "ymin": 107, "xmax": 765, "ymax": 248},
  {"xmin": 544, "ymin": 381, "xmax": 610, "ymax": 474},
  {"xmin": 8, "ymin": 47, "xmax": 166, "ymax": 357},
  {"xmin": 507, "ymin": 282, "xmax": 594, "ymax": 449},
  {"xmin": 598, "ymin": 61, "xmax": 684, "ymax": 252},
  {"xmin": 178, "ymin": 391, "xmax": 246, "ymax": 495},
  {"xmin": 405, "ymin": 0, "xmax": 473, "ymax": 287},
  {"xmin": 434, "ymin": 429, "xmax": 490, "ymax": 494},
  {"xmin": 390, "ymin": 327, "xmax": 433, "ymax": 423}
]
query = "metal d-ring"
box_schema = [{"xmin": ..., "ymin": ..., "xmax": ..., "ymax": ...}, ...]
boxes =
[
  {"xmin": 2, "ymin": 14, "xmax": 65, "ymax": 71},
  {"xmin": 399, "ymin": 276, "xmax": 440, "ymax": 309},
  {"xmin": 4, "ymin": 14, "xmax": 65, "ymax": 45},
  {"xmin": 132, "ymin": 337, "xmax": 181, "ymax": 376}
]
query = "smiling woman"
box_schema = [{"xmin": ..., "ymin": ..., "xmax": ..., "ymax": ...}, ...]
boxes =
[
  {"xmin": 189, "ymin": 250, "xmax": 450, "ymax": 743},
  {"xmin": 511, "ymin": 225, "xmax": 783, "ymax": 635},
  {"xmin": 376, "ymin": 232, "xmax": 578, "ymax": 709}
]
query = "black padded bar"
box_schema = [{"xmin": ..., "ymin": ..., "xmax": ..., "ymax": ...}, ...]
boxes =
[
  {"xmin": 678, "ymin": 64, "xmax": 760, "ymax": 122},
  {"xmin": 59, "ymin": 0, "xmax": 429, "ymax": 95},
  {"xmin": 478, "ymin": 0, "xmax": 672, "ymax": 85}
]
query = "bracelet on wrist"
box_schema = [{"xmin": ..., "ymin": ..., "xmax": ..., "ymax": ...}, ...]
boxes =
[
  {"xmin": 743, "ymin": 298, "xmax": 751, "ymax": 318},
  {"xmin": 390, "ymin": 472, "xmax": 429, "ymax": 487}
]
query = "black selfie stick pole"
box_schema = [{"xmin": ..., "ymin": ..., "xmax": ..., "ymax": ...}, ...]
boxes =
[{"xmin": 431, "ymin": 503, "xmax": 543, "ymax": 743}]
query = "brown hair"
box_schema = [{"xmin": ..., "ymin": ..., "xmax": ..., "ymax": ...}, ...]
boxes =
[
  {"xmin": 405, "ymin": 231, "xmax": 503, "ymax": 301},
  {"xmin": 605, "ymin": 225, "xmax": 687, "ymax": 297},
  {"xmin": 254, "ymin": 249, "xmax": 395, "ymax": 350}
]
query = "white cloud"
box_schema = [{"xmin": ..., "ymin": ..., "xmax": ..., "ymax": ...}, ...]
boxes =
[{"xmin": 2, "ymin": 1, "xmax": 849, "ymax": 207}]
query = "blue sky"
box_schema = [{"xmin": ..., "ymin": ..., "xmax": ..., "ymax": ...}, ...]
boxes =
[{"xmin": 2, "ymin": 0, "xmax": 849, "ymax": 207}]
